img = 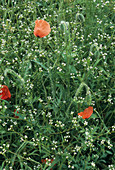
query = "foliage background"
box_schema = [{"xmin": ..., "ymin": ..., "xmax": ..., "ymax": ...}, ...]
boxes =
[{"xmin": 0, "ymin": 0, "xmax": 114, "ymax": 169}]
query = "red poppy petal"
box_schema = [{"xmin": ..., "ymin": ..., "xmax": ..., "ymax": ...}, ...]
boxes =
[
  {"xmin": 14, "ymin": 109, "xmax": 19, "ymax": 113},
  {"xmin": 13, "ymin": 114, "xmax": 19, "ymax": 118},
  {"xmin": 78, "ymin": 111, "xmax": 84, "ymax": 117},
  {"xmin": 0, "ymin": 85, "xmax": 11, "ymax": 100},
  {"xmin": 41, "ymin": 159, "xmax": 44, "ymax": 163},
  {"xmin": 78, "ymin": 106, "xmax": 93, "ymax": 119},
  {"xmin": 34, "ymin": 19, "xmax": 51, "ymax": 38},
  {"xmin": 14, "ymin": 109, "xmax": 19, "ymax": 118},
  {"xmin": 51, "ymin": 159, "xmax": 54, "ymax": 163}
]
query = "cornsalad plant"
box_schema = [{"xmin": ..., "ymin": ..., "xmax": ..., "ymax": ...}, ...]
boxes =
[{"xmin": 0, "ymin": 0, "xmax": 114, "ymax": 169}]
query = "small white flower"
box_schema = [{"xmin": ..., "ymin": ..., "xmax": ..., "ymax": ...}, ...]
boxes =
[
  {"xmin": 14, "ymin": 121, "xmax": 17, "ymax": 125},
  {"xmin": 78, "ymin": 115, "xmax": 82, "ymax": 118},
  {"xmin": 91, "ymin": 162, "xmax": 95, "ymax": 167},
  {"xmin": 24, "ymin": 135, "xmax": 28, "ymax": 139},
  {"xmin": 85, "ymin": 132, "xmax": 89, "ymax": 136},
  {"xmin": 84, "ymin": 121, "xmax": 88, "ymax": 126},
  {"xmin": 70, "ymin": 111, "xmax": 74, "ymax": 115},
  {"xmin": 101, "ymin": 140, "xmax": 105, "ymax": 144}
]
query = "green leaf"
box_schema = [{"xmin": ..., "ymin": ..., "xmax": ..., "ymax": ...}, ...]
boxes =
[
  {"xmin": 31, "ymin": 60, "xmax": 48, "ymax": 71},
  {"xmin": 106, "ymin": 150, "xmax": 113, "ymax": 155}
]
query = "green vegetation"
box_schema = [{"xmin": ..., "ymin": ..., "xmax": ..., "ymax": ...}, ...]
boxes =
[{"xmin": 0, "ymin": 0, "xmax": 114, "ymax": 169}]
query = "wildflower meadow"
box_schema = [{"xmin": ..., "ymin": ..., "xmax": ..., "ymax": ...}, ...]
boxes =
[{"xmin": 0, "ymin": 0, "xmax": 114, "ymax": 169}]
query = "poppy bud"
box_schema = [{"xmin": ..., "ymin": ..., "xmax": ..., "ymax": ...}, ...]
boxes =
[
  {"xmin": 75, "ymin": 13, "xmax": 85, "ymax": 22},
  {"xmin": 59, "ymin": 21, "xmax": 69, "ymax": 33},
  {"xmin": 90, "ymin": 44, "xmax": 100, "ymax": 57}
]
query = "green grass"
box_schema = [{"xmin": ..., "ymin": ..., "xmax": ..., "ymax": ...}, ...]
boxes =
[{"xmin": 0, "ymin": 0, "xmax": 115, "ymax": 169}]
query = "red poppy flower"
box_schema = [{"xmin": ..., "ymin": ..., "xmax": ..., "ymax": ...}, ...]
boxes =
[
  {"xmin": 41, "ymin": 159, "xmax": 56, "ymax": 169},
  {"xmin": 0, "ymin": 85, "xmax": 11, "ymax": 100},
  {"xmin": 13, "ymin": 109, "xmax": 19, "ymax": 118},
  {"xmin": 78, "ymin": 106, "xmax": 93, "ymax": 119},
  {"xmin": 41, "ymin": 159, "xmax": 47, "ymax": 163},
  {"xmin": 34, "ymin": 19, "xmax": 51, "ymax": 38}
]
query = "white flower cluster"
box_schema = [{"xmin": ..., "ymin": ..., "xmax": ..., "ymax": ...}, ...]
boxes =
[{"xmin": 55, "ymin": 120, "xmax": 64, "ymax": 128}]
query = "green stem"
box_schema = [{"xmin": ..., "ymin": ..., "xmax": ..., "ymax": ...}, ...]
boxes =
[{"xmin": 66, "ymin": 82, "xmax": 90, "ymax": 115}]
